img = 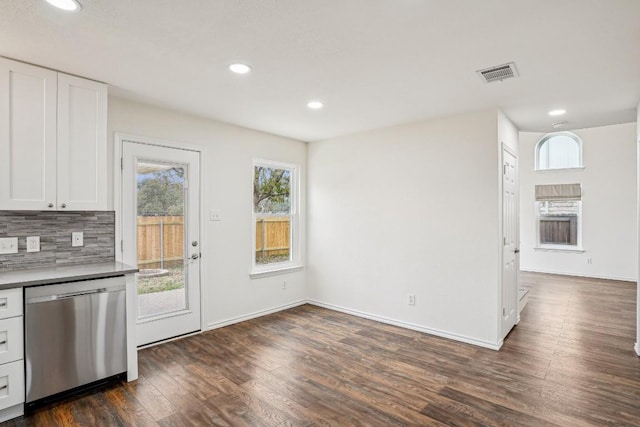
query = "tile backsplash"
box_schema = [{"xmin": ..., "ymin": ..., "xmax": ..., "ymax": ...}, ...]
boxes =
[{"xmin": 0, "ymin": 211, "xmax": 115, "ymax": 271}]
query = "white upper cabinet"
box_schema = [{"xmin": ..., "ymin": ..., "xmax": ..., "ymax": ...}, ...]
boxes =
[
  {"xmin": 0, "ymin": 57, "xmax": 107, "ymax": 211},
  {"xmin": 0, "ymin": 59, "xmax": 57, "ymax": 210},
  {"xmin": 57, "ymin": 73, "xmax": 107, "ymax": 210}
]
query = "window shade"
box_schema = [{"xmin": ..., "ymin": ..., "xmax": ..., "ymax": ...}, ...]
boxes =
[{"xmin": 535, "ymin": 183, "xmax": 581, "ymax": 201}]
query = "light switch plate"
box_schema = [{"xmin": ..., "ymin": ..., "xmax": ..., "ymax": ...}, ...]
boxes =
[
  {"xmin": 210, "ymin": 209, "xmax": 222, "ymax": 221},
  {"xmin": 26, "ymin": 236, "xmax": 40, "ymax": 253},
  {"xmin": 72, "ymin": 232, "xmax": 83, "ymax": 247},
  {"xmin": 0, "ymin": 238, "xmax": 18, "ymax": 255}
]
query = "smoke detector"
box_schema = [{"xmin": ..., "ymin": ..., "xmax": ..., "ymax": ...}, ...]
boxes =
[{"xmin": 476, "ymin": 62, "xmax": 519, "ymax": 83}]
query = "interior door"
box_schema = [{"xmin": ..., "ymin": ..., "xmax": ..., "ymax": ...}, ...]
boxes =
[
  {"xmin": 502, "ymin": 145, "xmax": 518, "ymax": 338},
  {"xmin": 122, "ymin": 141, "xmax": 201, "ymax": 346}
]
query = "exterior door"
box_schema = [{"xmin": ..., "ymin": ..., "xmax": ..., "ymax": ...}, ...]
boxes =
[
  {"xmin": 122, "ymin": 141, "xmax": 201, "ymax": 346},
  {"xmin": 502, "ymin": 145, "xmax": 519, "ymax": 338}
]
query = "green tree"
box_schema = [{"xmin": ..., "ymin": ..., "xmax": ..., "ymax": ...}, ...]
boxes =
[
  {"xmin": 254, "ymin": 166, "xmax": 290, "ymax": 213},
  {"xmin": 137, "ymin": 168, "xmax": 184, "ymax": 216}
]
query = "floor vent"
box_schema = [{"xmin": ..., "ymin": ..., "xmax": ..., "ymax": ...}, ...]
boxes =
[{"xmin": 477, "ymin": 62, "xmax": 519, "ymax": 83}]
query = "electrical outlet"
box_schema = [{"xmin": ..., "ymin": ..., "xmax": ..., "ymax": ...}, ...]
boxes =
[
  {"xmin": 282, "ymin": 281, "xmax": 287, "ymax": 290},
  {"xmin": 0, "ymin": 238, "xmax": 18, "ymax": 255},
  {"xmin": 408, "ymin": 294, "xmax": 416, "ymax": 305},
  {"xmin": 26, "ymin": 236, "xmax": 40, "ymax": 253},
  {"xmin": 586, "ymin": 258, "xmax": 593, "ymax": 265},
  {"xmin": 72, "ymin": 232, "xmax": 83, "ymax": 247}
]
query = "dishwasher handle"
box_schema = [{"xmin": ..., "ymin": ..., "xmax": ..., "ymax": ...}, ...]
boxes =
[{"xmin": 26, "ymin": 286, "xmax": 124, "ymax": 304}]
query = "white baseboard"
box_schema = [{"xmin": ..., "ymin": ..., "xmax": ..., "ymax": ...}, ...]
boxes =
[
  {"xmin": 308, "ymin": 300, "xmax": 502, "ymax": 351},
  {"xmin": 635, "ymin": 342, "xmax": 640, "ymax": 357},
  {"xmin": 520, "ymin": 268, "xmax": 636, "ymax": 283},
  {"xmin": 206, "ymin": 299, "xmax": 308, "ymax": 330}
]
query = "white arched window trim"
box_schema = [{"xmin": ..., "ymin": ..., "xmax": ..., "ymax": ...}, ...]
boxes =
[{"xmin": 535, "ymin": 131, "xmax": 584, "ymax": 171}]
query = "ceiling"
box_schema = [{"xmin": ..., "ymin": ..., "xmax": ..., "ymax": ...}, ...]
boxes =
[{"xmin": 1, "ymin": 0, "xmax": 638, "ymax": 142}]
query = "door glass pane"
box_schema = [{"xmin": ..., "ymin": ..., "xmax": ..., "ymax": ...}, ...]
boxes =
[{"xmin": 136, "ymin": 161, "xmax": 187, "ymax": 319}]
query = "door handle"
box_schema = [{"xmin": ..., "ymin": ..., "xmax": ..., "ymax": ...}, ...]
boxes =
[{"xmin": 514, "ymin": 249, "xmax": 520, "ymax": 254}]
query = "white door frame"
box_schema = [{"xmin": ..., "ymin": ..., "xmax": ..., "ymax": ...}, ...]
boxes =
[
  {"xmin": 114, "ymin": 133, "xmax": 207, "ymax": 347},
  {"xmin": 500, "ymin": 143, "xmax": 519, "ymax": 341}
]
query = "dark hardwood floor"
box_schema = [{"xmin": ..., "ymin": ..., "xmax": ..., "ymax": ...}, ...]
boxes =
[{"xmin": 7, "ymin": 272, "xmax": 640, "ymax": 426}]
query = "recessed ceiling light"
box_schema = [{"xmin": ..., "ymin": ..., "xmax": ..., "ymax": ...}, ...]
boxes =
[
  {"xmin": 44, "ymin": 0, "xmax": 81, "ymax": 11},
  {"xmin": 549, "ymin": 109, "xmax": 566, "ymax": 116},
  {"xmin": 307, "ymin": 101, "xmax": 324, "ymax": 110},
  {"xmin": 228, "ymin": 63, "xmax": 252, "ymax": 75}
]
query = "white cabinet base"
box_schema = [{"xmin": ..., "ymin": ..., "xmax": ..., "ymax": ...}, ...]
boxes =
[{"xmin": 0, "ymin": 403, "xmax": 23, "ymax": 423}]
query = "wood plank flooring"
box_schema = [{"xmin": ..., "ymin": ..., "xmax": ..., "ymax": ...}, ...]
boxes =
[{"xmin": 7, "ymin": 272, "xmax": 640, "ymax": 426}]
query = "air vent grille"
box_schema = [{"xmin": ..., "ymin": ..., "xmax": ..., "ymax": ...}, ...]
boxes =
[{"xmin": 477, "ymin": 62, "xmax": 519, "ymax": 83}]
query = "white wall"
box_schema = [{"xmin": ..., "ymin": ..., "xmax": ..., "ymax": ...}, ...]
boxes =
[
  {"xmin": 307, "ymin": 109, "xmax": 507, "ymax": 348},
  {"xmin": 519, "ymin": 123, "xmax": 637, "ymax": 281},
  {"xmin": 636, "ymin": 104, "xmax": 640, "ymax": 357},
  {"xmin": 107, "ymin": 96, "xmax": 307, "ymax": 329}
]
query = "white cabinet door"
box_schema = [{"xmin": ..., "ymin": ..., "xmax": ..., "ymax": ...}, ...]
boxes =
[
  {"xmin": 0, "ymin": 289, "xmax": 23, "ymax": 320},
  {"xmin": 0, "ymin": 317, "xmax": 23, "ymax": 366},
  {"xmin": 0, "ymin": 58, "xmax": 57, "ymax": 210},
  {"xmin": 57, "ymin": 73, "xmax": 108, "ymax": 210},
  {"xmin": 0, "ymin": 360, "xmax": 24, "ymax": 411}
]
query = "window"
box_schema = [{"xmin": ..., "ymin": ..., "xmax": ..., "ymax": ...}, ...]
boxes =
[
  {"xmin": 252, "ymin": 160, "xmax": 299, "ymax": 273},
  {"xmin": 535, "ymin": 184, "xmax": 582, "ymax": 250},
  {"xmin": 535, "ymin": 132, "xmax": 583, "ymax": 170}
]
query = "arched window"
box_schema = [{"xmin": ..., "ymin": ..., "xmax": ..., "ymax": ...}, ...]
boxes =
[{"xmin": 535, "ymin": 132, "xmax": 583, "ymax": 170}]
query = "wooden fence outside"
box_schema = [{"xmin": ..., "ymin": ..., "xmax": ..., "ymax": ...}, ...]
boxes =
[
  {"xmin": 137, "ymin": 216, "xmax": 291, "ymax": 269},
  {"xmin": 539, "ymin": 216, "xmax": 578, "ymax": 245},
  {"xmin": 137, "ymin": 216, "xmax": 185, "ymax": 269},
  {"xmin": 255, "ymin": 217, "xmax": 291, "ymax": 262}
]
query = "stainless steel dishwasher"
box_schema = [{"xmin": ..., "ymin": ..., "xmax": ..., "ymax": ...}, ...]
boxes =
[{"xmin": 25, "ymin": 276, "xmax": 127, "ymax": 404}]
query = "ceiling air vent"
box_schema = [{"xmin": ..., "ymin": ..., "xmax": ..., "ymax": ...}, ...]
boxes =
[
  {"xmin": 552, "ymin": 121, "xmax": 567, "ymax": 129},
  {"xmin": 476, "ymin": 62, "xmax": 519, "ymax": 83}
]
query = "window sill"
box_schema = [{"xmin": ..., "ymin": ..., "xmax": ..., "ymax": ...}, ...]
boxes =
[
  {"xmin": 534, "ymin": 166, "xmax": 585, "ymax": 173},
  {"xmin": 250, "ymin": 265, "xmax": 304, "ymax": 279},
  {"xmin": 534, "ymin": 246, "xmax": 585, "ymax": 253}
]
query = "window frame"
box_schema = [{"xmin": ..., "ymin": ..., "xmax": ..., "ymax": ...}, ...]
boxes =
[
  {"xmin": 251, "ymin": 159, "xmax": 301, "ymax": 277},
  {"xmin": 535, "ymin": 132, "xmax": 583, "ymax": 171},
  {"xmin": 535, "ymin": 200, "xmax": 583, "ymax": 252}
]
